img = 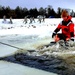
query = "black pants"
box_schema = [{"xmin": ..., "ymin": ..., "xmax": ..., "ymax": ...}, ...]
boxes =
[{"xmin": 57, "ymin": 33, "xmax": 67, "ymax": 41}]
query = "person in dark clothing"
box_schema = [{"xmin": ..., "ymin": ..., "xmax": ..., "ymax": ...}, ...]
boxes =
[{"xmin": 52, "ymin": 10, "xmax": 74, "ymax": 43}]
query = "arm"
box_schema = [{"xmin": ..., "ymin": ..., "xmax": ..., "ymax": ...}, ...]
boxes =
[
  {"xmin": 52, "ymin": 24, "xmax": 61, "ymax": 38},
  {"xmin": 69, "ymin": 23, "xmax": 74, "ymax": 37}
]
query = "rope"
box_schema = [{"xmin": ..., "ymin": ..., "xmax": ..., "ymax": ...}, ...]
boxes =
[{"xmin": 0, "ymin": 42, "xmax": 24, "ymax": 50}]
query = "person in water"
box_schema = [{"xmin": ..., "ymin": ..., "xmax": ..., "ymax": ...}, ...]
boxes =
[{"xmin": 52, "ymin": 10, "xmax": 74, "ymax": 43}]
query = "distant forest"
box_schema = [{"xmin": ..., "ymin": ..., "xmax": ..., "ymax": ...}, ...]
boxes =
[{"xmin": 0, "ymin": 5, "xmax": 75, "ymax": 18}]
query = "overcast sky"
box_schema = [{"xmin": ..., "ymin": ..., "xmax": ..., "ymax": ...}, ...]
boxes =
[{"xmin": 0, "ymin": 0, "xmax": 75, "ymax": 11}]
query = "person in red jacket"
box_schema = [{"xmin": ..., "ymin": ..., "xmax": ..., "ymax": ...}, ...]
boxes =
[{"xmin": 52, "ymin": 10, "xmax": 74, "ymax": 43}]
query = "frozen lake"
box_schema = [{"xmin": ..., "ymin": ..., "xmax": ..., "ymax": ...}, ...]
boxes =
[{"xmin": 0, "ymin": 18, "xmax": 75, "ymax": 75}]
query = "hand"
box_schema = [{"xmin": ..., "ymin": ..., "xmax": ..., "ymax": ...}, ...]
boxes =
[
  {"xmin": 52, "ymin": 32, "xmax": 56, "ymax": 38},
  {"xmin": 66, "ymin": 38, "xmax": 70, "ymax": 41},
  {"xmin": 54, "ymin": 35, "xmax": 60, "ymax": 42}
]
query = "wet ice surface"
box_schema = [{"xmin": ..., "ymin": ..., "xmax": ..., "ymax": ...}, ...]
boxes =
[
  {"xmin": 0, "ymin": 34, "xmax": 75, "ymax": 75},
  {"xmin": 0, "ymin": 35, "xmax": 43, "ymax": 50},
  {"xmin": 1, "ymin": 40, "xmax": 75, "ymax": 75},
  {"xmin": 0, "ymin": 51, "xmax": 75, "ymax": 75},
  {"xmin": 0, "ymin": 36, "xmax": 51, "ymax": 53},
  {"xmin": 0, "ymin": 54, "xmax": 66, "ymax": 75},
  {"xmin": 0, "ymin": 35, "xmax": 40, "ymax": 57},
  {"xmin": 0, "ymin": 61, "xmax": 57, "ymax": 75}
]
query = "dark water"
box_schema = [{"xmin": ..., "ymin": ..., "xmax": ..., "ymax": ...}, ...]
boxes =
[{"xmin": 0, "ymin": 52, "xmax": 75, "ymax": 75}]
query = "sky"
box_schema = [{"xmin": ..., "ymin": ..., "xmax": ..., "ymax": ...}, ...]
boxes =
[{"xmin": 0, "ymin": 0, "xmax": 75, "ymax": 12}]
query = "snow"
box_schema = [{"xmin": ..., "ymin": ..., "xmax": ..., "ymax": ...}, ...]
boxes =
[
  {"xmin": 0, "ymin": 18, "xmax": 61, "ymax": 36},
  {"xmin": 0, "ymin": 18, "xmax": 75, "ymax": 36}
]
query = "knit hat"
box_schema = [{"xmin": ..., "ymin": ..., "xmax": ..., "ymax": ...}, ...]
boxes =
[{"xmin": 61, "ymin": 10, "xmax": 68, "ymax": 17}]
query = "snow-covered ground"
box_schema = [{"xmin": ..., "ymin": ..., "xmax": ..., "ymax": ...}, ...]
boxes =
[
  {"xmin": 0, "ymin": 18, "xmax": 61, "ymax": 36},
  {"xmin": 0, "ymin": 18, "xmax": 75, "ymax": 36}
]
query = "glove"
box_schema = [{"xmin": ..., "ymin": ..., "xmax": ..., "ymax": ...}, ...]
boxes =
[{"xmin": 52, "ymin": 32, "xmax": 56, "ymax": 38}]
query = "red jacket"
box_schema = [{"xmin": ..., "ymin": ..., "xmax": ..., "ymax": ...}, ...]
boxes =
[{"xmin": 54, "ymin": 16, "xmax": 74, "ymax": 39}]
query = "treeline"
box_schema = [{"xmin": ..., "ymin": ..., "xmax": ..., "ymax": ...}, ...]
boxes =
[{"xmin": 0, "ymin": 5, "xmax": 75, "ymax": 18}]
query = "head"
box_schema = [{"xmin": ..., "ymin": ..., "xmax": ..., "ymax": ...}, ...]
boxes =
[{"xmin": 61, "ymin": 10, "xmax": 69, "ymax": 21}]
